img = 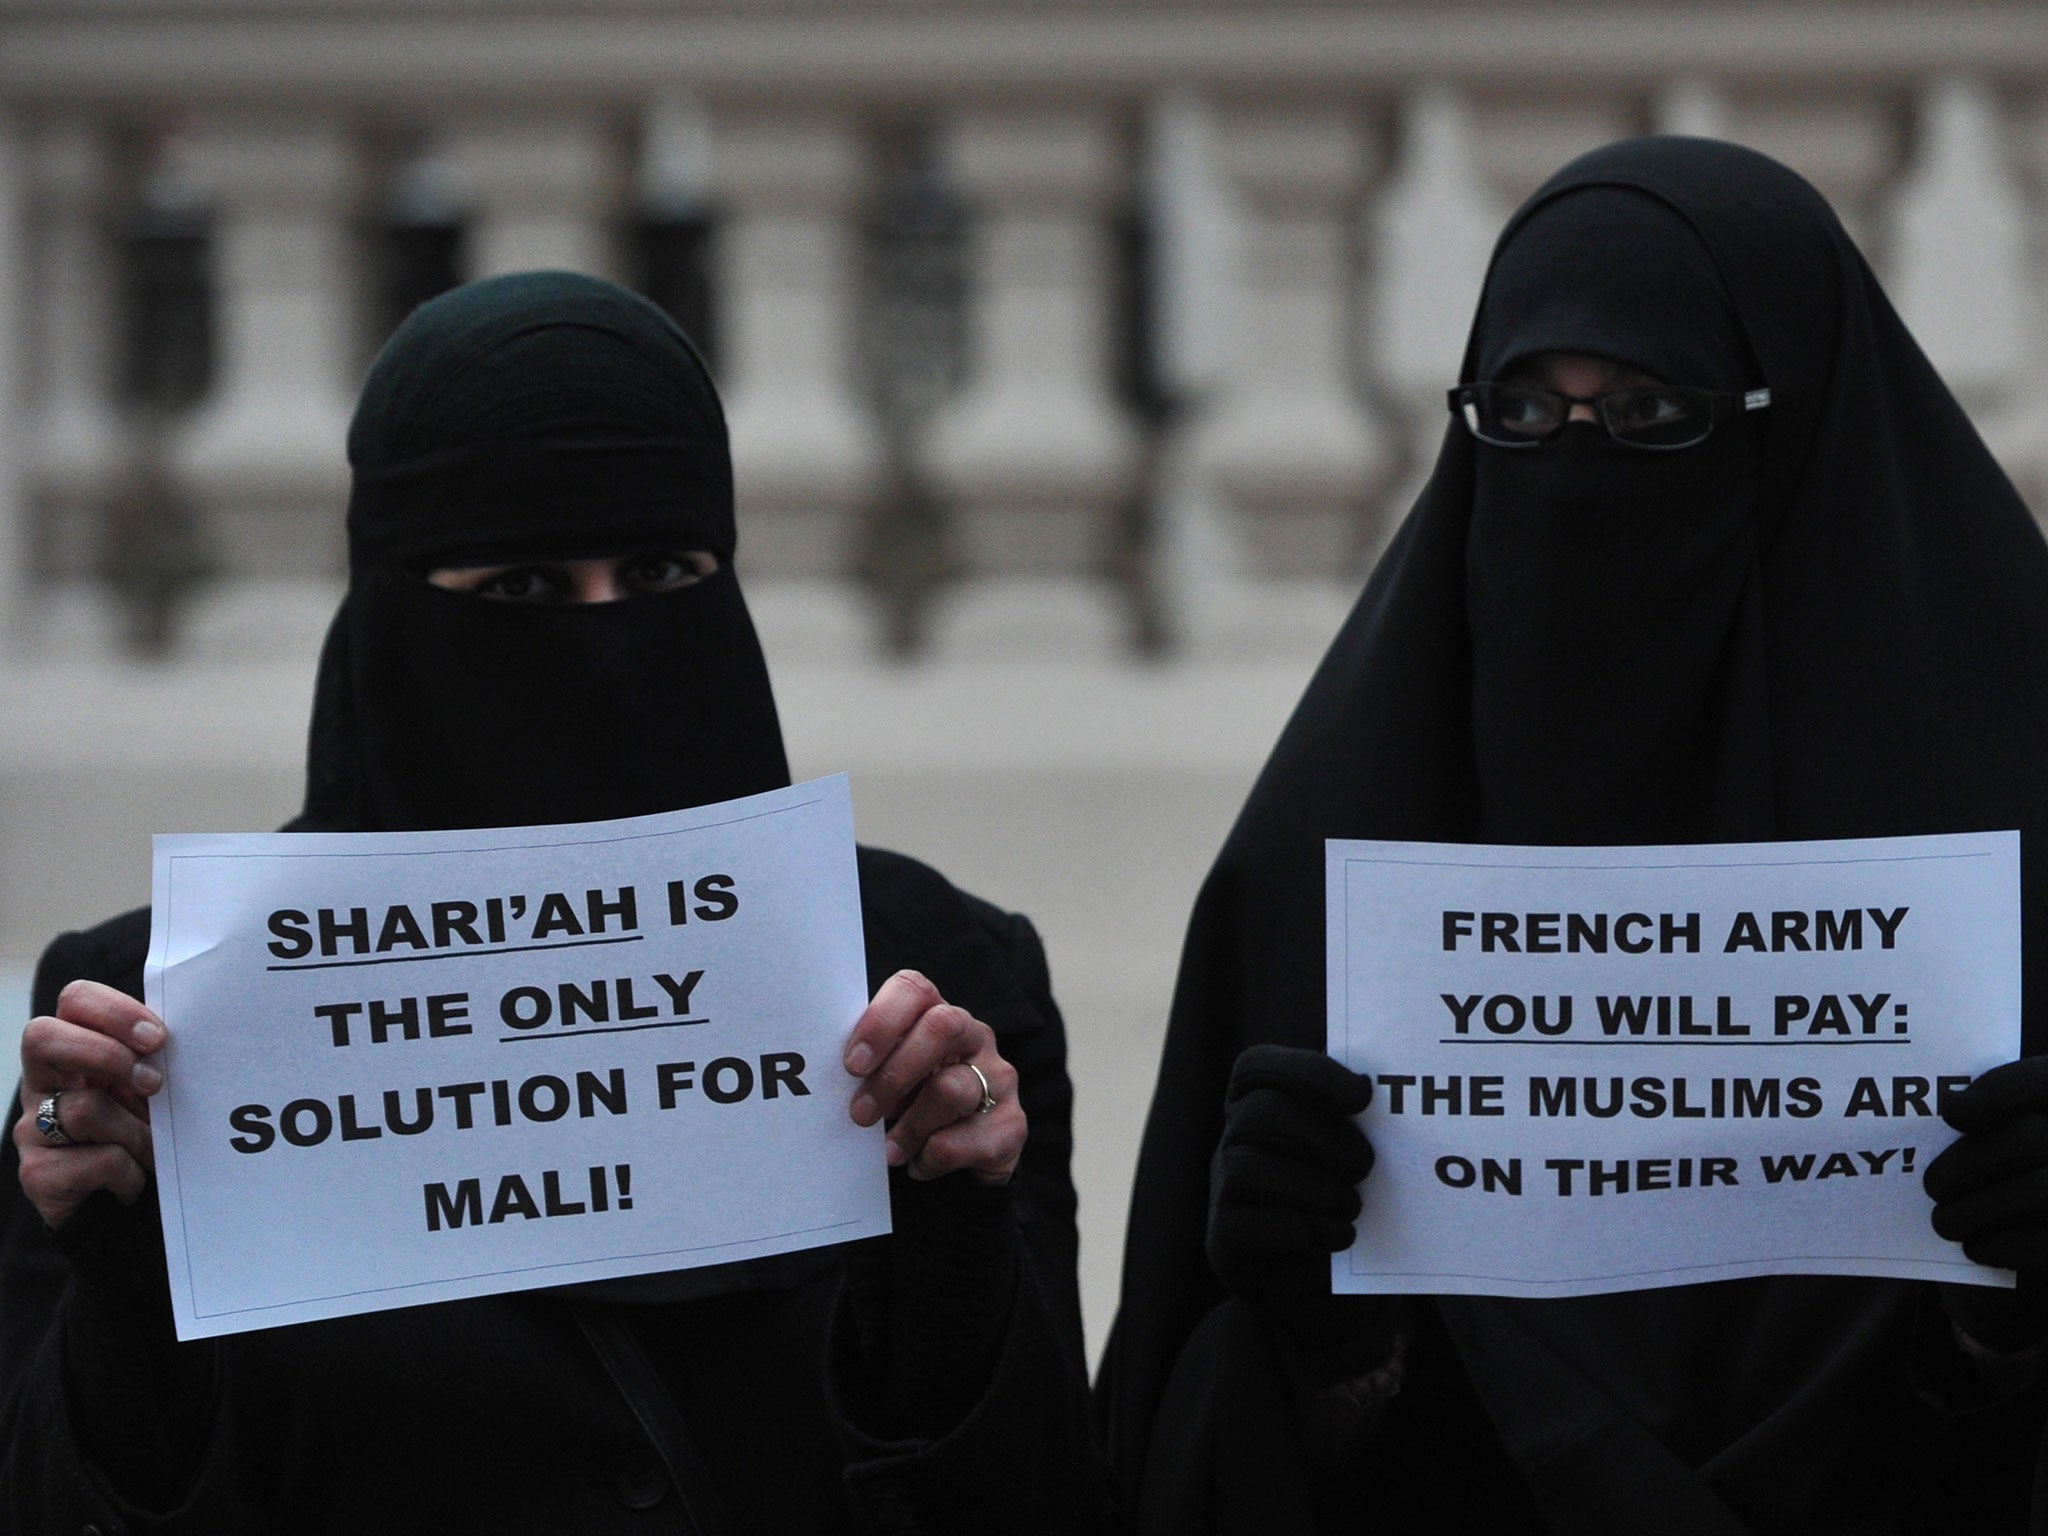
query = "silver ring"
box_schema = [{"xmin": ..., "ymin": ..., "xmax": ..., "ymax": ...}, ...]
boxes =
[
  {"xmin": 966, "ymin": 1062, "xmax": 996, "ymax": 1116},
  {"xmin": 34, "ymin": 1093, "xmax": 73, "ymax": 1147}
]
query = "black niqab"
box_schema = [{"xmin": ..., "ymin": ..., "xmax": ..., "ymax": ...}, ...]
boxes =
[
  {"xmin": 304, "ymin": 270, "xmax": 789, "ymax": 834},
  {"xmin": 1467, "ymin": 188, "xmax": 1769, "ymax": 846},
  {"xmin": 1101, "ymin": 137, "xmax": 2048, "ymax": 1532}
]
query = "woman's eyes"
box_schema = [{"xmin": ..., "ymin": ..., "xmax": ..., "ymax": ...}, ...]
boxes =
[
  {"xmin": 441, "ymin": 551, "xmax": 719, "ymax": 603},
  {"xmin": 476, "ymin": 566, "xmax": 573, "ymax": 605},
  {"xmin": 1499, "ymin": 391, "xmax": 1560, "ymax": 431},
  {"xmin": 1612, "ymin": 389, "xmax": 1688, "ymax": 428},
  {"xmin": 620, "ymin": 552, "xmax": 714, "ymax": 594}
]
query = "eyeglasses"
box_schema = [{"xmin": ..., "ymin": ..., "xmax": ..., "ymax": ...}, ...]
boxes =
[{"xmin": 1447, "ymin": 381, "xmax": 1772, "ymax": 450}]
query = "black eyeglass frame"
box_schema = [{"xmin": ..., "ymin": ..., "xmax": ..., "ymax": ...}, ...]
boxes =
[{"xmin": 1446, "ymin": 381, "xmax": 1773, "ymax": 451}]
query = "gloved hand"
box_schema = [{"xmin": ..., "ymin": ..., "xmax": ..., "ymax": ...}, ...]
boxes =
[
  {"xmin": 1206, "ymin": 1044, "xmax": 1401, "ymax": 1390},
  {"xmin": 1207, "ymin": 1044, "xmax": 1374, "ymax": 1305},
  {"xmin": 1925, "ymin": 1057, "xmax": 2048, "ymax": 1352},
  {"xmin": 1926, "ymin": 1056, "xmax": 2048, "ymax": 1273}
]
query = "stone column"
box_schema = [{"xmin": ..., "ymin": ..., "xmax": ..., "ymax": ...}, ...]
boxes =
[
  {"xmin": 1702, "ymin": 91, "xmax": 1897, "ymax": 252},
  {"xmin": 1888, "ymin": 78, "xmax": 2030, "ymax": 407},
  {"xmin": 2005, "ymin": 86, "xmax": 2048, "ymax": 521},
  {"xmin": 920, "ymin": 108, "xmax": 1142, "ymax": 654},
  {"xmin": 449, "ymin": 114, "xmax": 617, "ymax": 280},
  {"xmin": 1656, "ymin": 79, "xmax": 1732, "ymax": 140},
  {"xmin": 1891, "ymin": 77, "xmax": 2044, "ymax": 515},
  {"xmin": 1365, "ymin": 87, "xmax": 1505, "ymax": 544},
  {"xmin": 0, "ymin": 116, "xmax": 28, "ymax": 652},
  {"xmin": 1136, "ymin": 92, "xmax": 1241, "ymax": 651},
  {"xmin": 709, "ymin": 111, "xmax": 882, "ymax": 580},
  {"xmin": 22, "ymin": 120, "xmax": 120, "ymax": 596},
  {"xmin": 1469, "ymin": 91, "xmax": 1634, "ymax": 207},
  {"xmin": 1179, "ymin": 104, "xmax": 1386, "ymax": 579},
  {"xmin": 173, "ymin": 115, "xmax": 355, "ymax": 579}
]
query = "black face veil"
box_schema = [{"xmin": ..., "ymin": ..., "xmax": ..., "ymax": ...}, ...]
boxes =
[
  {"xmin": 302, "ymin": 270, "xmax": 790, "ymax": 834},
  {"xmin": 1101, "ymin": 137, "xmax": 2048, "ymax": 1527},
  {"xmin": 1465, "ymin": 188, "xmax": 1769, "ymax": 846}
]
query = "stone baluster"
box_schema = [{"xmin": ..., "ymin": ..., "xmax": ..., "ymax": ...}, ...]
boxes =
[
  {"xmin": 2004, "ymin": 86, "xmax": 2048, "ymax": 520},
  {"xmin": 708, "ymin": 109, "xmax": 882, "ymax": 600},
  {"xmin": 1163, "ymin": 101, "xmax": 1385, "ymax": 651},
  {"xmin": 1888, "ymin": 78, "xmax": 2031, "ymax": 410},
  {"xmin": 1137, "ymin": 92, "xmax": 1241, "ymax": 651},
  {"xmin": 1656, "ymin": 80, "xmax": 1732, "ymax": 141},
  {"xmin": 173, "ymin": 116, "xmax": 355, "ymax": 584},
  {"xmin": 919, "ymin": 108, "xmax": 1142, "ymax": 656},
  {"xmin": 1469, "ymin": 91, "xmax": 1636, "ymax": 207},
  {"xmin": 448, "ymin": 115, "xmax": 617, "ymax": 280},
  {"xmin": 21, "ymin": 120, "xmax": 119, "ymax": 630},
  {"xmin": 1700, "ymin": 90, "xmax": 1898, "ymax": 253},
  {"xmin": 1365, "ymin": 87, "xmax": 1506, "ymax": 538},
  {"xmin": 0, "ymin": 115, "xmax": 27, "ymax": 652}
]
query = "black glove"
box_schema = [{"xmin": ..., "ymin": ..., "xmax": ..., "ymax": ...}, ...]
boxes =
[
  {"xmin": 1206, "ymin": 1045, "xmax": 1403, "ymax": 1388},
  {"xmin": 1926, "ymin": 1056, "xmax": 2048, "ymax": 1273},
  {"xmin": 1207, "ymin": 1044, "xmax": 1374, "ymax": 1305}
]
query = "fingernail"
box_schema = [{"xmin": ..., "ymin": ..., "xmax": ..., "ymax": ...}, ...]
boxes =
[
  {"xmin": 845, "ymin": 1043, "xmax": 874, "ymax": 1076},
  {"xmin": 884, "ymin": 1139, "xmax": 907, "ymax": 1167},
  {"xmin": 850, "ymin": 1093, "xmax": 877, "ymax": 1126},
  {"xmin": 132, "ymin": 1061, "xmax": 163, "ymax": 1092},
  {"xmin": 132, "ymin": 1020, "xmax": 164, "ymax": 1049}
]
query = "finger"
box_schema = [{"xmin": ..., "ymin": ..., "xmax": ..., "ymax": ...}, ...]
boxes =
[
  {"xmin": 16, "ymin": 1142, "xmax": 149, "ymax": 1229},
  {"xmin": 15, "ymin": 1086, "xmax": 154, "ymax": 1165},
  {"xmin": 54, "ymin": 980, "xmax": 165, "ymax": 1049},
  {"xmin": 905, "ymin": 1099, "xmax": 1026, "ymax": 1184},
  {"xmin": 1931, "ymin": 1169, "xmax": 2048, "ymax": 1245},
  {"xmin": 1228, "ymin": 1044, "xmax": 1372, "ymax": 1117},
  {"xmin": 1925, "ymin": 1117, "xmax": 2048, "ymax": 1202},
  {"xmin": 850, "ymin": 1002, "xmax": 987, "ymax": 1128},
  {"xmin": 1214, "ymin": 1143, "xmax": 1369, "ymax": 1219},
  {"xmin": 1226, "ymin": 1088, "xmax": 1376, "ymax": 1183},
  {"xmin": 844, "ymin": 971, "xmax": 943, "ymax": 1080},
  {"xmin": 887, "ymin": 1055, "xmax": 1016, "ymax": 1170},
  {"xmin": 19, "ymin": 1015, "xmax": 165, "ymax": 1100},
  {"xmin": 1943, "ymin": 1057, "xmax": 2048, "ymax": 1135}
]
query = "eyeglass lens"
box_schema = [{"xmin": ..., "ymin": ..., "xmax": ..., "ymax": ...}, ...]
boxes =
[{"xmin": 1461, "ymin": 384, "xmax": 1716, "ymax": 449}]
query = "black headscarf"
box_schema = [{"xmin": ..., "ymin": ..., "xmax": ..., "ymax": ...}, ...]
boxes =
[
  {"xmin": 303, "ymin": 269, "xmax": 789, "ymax": 834},
  {"xmin": 293, "ymin": 271, "xmax": 801, "ymax": 1305},
  {"xmin": 1101, "ymin": 137, "xmax": 2048, "ymax": 1530}
]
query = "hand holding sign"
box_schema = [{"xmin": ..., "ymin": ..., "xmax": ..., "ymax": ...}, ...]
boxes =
[
  {"xmin": 1207, "ymin": 1045, "xmax": 1374, "ymax": 1303},
  {"xmin": 13, "ymin": 980, "xmax": 167, "ymax": 1229},
  {"xmin": 1928, "ymin": 1058, "xmax": 2048, "ymax": 1274},
  {"xmin": 844, "ymin": 971, "xmax": 1024, "ymax": 1185},
  {"xmin": 1205, "ymin": 1044, "xmax": 1403, "ymax": 1387}
]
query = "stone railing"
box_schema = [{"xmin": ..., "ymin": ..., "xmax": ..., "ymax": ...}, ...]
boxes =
[{"xmin": 3, "ymin": 0, "xmax": 2046, "ymax": 662}]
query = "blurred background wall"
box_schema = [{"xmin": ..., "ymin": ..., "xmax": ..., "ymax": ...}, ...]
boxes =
[{"xmin": 3, "ymin": 0, "xmax": 2047, "ymax": 1363}]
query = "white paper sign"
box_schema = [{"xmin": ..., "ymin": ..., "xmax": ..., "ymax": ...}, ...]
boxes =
[
  {"xmin": 1326, "ymin": 832, "xmax": 2021, "ymax": 1299},
  {"xmin": 146, "ymin": 775, "xmax": 886, "ymax": 1340}
]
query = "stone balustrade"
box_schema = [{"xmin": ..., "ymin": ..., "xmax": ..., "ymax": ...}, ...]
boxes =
[{"xmin": 2, "ymin": 2, "xmax": 2047, "ymax": 660}]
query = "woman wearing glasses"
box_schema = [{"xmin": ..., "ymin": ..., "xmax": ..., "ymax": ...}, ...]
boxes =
[{"xmin": 1100, "ymin": 137, "xmax": 2048, "ymax": 1531}]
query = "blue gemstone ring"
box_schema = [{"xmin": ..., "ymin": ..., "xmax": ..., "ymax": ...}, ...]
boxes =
[{"xmin": 33, "ymin": 1093, "xmax": 72, "ymax": 1146}]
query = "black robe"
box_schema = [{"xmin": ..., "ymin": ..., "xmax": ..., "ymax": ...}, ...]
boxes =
[
  {"xmin": 0, "ymin": 847, "xmax": 1110, "ymax": 1534},
  {"xmin": 1099, "ymin": 136, "xmax": 2048, "ymax": 1534}
]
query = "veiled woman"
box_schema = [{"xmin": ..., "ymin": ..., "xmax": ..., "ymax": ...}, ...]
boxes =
[
  {"xmin": 1, "ymin": 271, "xmax": 1109, "ymax": 1533},
  {"xmin": 1100, "ymin": 137, "xmax": 2048, "ymax": 1533}
]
